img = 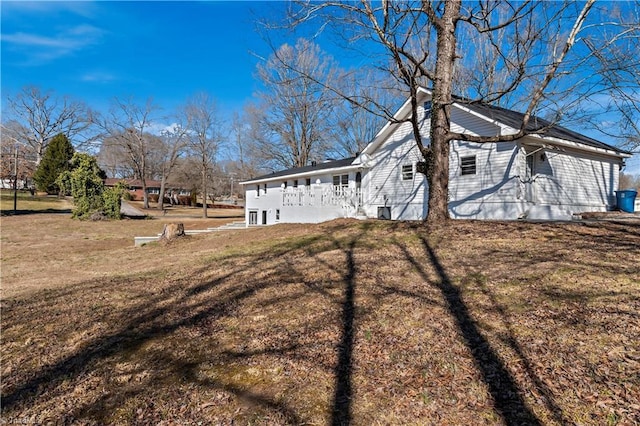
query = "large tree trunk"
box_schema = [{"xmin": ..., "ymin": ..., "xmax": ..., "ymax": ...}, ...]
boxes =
[
  {"xmin": 157, "ymin": 175, "xmax": 166, "ymax": 210},
  {"xmin": 141, "ymin": 178, "xmax": 149, "ymax": 209},
  {"xmin": 201, "ymin": 161, "xmax": 208, "ymax": 218},
  {"xmin": 426, "ymin": 1, "xmax": 460, "ymax": 225}
]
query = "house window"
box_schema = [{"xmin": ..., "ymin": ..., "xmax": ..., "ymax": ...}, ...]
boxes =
[
  {"xmin": 306, "ymin": 178, "xmax": 311, "ymax": 186},
  {"xmin": 283, "ymin": 181, "xmax": 287, "ymax": 189},
  {"xmin": 401, "ymin": 164, "xmax": 414, "ymax": 180},
  {"xmin": 333, "ymin": 174, "xmax": 349, "ymax": 188},
  {"xmin": 275, "ymin": 209, "xmax": 280, "ymax": 221},
  {"xmin": 263, "ymin": 183, "xmax": 267, "ymax": 194},
  {"xmin": 378, "ymin": 206, "xmax": 391, "ymax": 220},
  {"xmin": 293, "ymin": 179, "xmax": 298, "ymax": 188},
  {"xmin": 256, "ymin": 185, "xmax": 260, "ymax": 197},
  {"xmin": 461, "ymin": 156, "xmax": 477, "ymax": 175}
]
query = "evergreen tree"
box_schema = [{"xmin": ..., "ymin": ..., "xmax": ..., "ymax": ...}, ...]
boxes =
[{"xmin": 33, "ymin": 133, "xmax": 75, "ymax": 194}]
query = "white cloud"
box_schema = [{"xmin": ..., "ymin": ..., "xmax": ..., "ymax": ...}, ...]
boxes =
[
  {"xmin": 1, "ymin": 24, "xmax": 106, "ymax": 65},
  {"xmin": 1, "ymin": 1, "xmax": 97, "ymax": 19},
  {"xmin": 81, "ymin": 71, "xmax": 117, "ymax": 83},
  {"xmin": 147, "ymin": 122, "xmax": 183, "ymax": 136}
]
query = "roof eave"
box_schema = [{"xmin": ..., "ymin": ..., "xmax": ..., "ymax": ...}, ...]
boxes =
[
  {"xmin": 523, "ymin": 134, "xmax": 631, "ymax": 159},
  {"xmin": 360, "ymin": 87, "xmax": 432, "ymax": 156},
  {"xmin": 240, "ymin": 164, "xmax": 363, "ymax": 186}
]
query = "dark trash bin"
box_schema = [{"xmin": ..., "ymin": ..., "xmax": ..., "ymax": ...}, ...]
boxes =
[{"xmin": 615, "ymin": 190, "xmax": 637, "ymax": 213}]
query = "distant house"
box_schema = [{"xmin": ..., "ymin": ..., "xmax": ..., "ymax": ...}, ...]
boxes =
[
  {"xmin": 104, "ymin": 178, "xmax": 190, "ymax": 201},
  {"xmin": 1, "ymin": 179, "xmax": 28, "ymax": 190},
  {"xmin": 240, "ymin": 88, "xmax": 631, "ymax": 225},
  {"xmin": 104, "ymin": 178, "xmax": 161, "ymax": 200}
]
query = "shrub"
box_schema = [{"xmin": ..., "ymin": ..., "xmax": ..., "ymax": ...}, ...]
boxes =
[
  {"xmin": 103, "ymin": 182, "xmax": 127, "ymax": 219},
  {"xmin": 56, "ymin": 153, "xmax": 123, "ymax": 220},
  {"xmin": 148, "ymin": 193, "xmax": 159, "ymax": 203}
]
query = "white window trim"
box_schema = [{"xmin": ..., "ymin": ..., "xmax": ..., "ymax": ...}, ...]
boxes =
[
  {"xmin": 401, "ymin": 164, "xmax": 414, "ymax": 181},
  {"xmin": 461, "ymin": 155, "xmax": 477, "ymax": 176}
]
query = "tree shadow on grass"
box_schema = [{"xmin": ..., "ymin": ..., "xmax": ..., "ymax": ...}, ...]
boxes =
[
  {"xmin": 395, "ymin": 235, "xmax": 542, "ymax": 426},
  {"xmin": 0, "ymin": 208, "xmax": 72, "ymax": 216},
  {"xmin": 331, "ymin": 237, "xmax": 357, "ymax": 426},
  {"xmin": 0, "ymin": 236, "xmax": 322, "ymax": 423}
]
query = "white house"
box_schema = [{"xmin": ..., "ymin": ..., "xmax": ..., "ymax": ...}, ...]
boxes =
[{"xmin": 240, "ymin": 88, "xmax": 631, "ymax": 225}]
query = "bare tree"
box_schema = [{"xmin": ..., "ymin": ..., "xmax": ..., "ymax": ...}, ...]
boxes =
[
  {"xmin": 329, "ymin": 71, "xmax": 402, "ymax": 157},
  {"xmin": 155, "ymin": 123, "xmax": 189, "ymax": 210},
  {"xmin": 0, "ymin": 130, "xmax": 36, "ymax": 192},
  {"xmin": 97, "ymin": 136, "xmax": 134, "ymax": 179},
  {"xmin": 229, "ymin": 111, "xmax": 264, "ymax": 181},
  {"xmin": 254, "ymin": 38, "xmax": 343, "ymax": 170},
  {"xmin": 2, "ymin": 86, "xmax": 96, "ymax": 165},
  {"xmin": 282, "ymin": 0, "xmax": 639, "ymax": 223},
  {"xmin": 582, "ymin": 3, "xmax": 640, "ymax": 153},
  {"xmin": 183, "ymin": 92, "xmax": 224, "ymax": 218},
  {"xmin": 98, "ymin": 97, "xmax": 160, "ymax": 209}
]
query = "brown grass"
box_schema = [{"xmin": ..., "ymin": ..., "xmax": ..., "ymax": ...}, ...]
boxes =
[{"xmin": 1, "ymin": 196, "xmax": 639, "ymax": 425}]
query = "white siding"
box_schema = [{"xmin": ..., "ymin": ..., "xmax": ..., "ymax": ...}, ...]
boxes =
[
  {"xmin": 363, "ymin": 121, "xmax": 427, "ymax": 220},
  {"xmin": 244, "ymin": 171, "xmax": 362, "ymax": 225},
  {"xmin": 450, "ymin": 107, "xmax": 502, "ymax": 137},
  {"xmin": 448, "ymin": 141, "xmax": 522, "ymax": 219},
  {"xmin": 530, "ymin": 148, "xmax": 618, "ymax": 209}
]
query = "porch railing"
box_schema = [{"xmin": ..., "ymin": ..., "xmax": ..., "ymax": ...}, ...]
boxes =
[{"xmin": 282, "ymin": 186, "xmax": 362, "ymax": 210}]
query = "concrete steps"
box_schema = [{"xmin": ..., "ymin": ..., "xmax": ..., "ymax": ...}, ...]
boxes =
[{"xmin": 209, "ymin": 221, "xmax": 246, "ymax": 231}]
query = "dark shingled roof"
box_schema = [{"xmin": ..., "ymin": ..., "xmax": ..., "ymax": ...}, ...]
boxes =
[
  {"xmin": 458, "ymin": 100, "xmax": 631, "ymax": 155},
  {"xmin": 246, "ymin": 157, "xmax": 357, "ymax": 182}
]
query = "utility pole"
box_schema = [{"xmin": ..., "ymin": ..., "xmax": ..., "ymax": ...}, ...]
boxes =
[{"xmin": 13, "ymin": 146, "xmax": 18, "ymax": 214}]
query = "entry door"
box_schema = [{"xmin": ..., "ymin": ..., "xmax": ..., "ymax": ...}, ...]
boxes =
[
  {"xmin": 262, "ymin": 210, "xmax": 267, "ymax": 225},
  {"xmin": 249, "ymin": 210, "xmax": 258, "ymax": 225},
  {"xmin": 355, "ymin": 172, "xmax": 362, "ymax": 206},
  {"xmin": 525, "ymin": 153, "xmax": 536, "ymax": 203}
]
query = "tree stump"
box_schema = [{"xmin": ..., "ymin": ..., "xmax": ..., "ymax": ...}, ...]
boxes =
[{"xmin": 159, "ymin": 223, "xmax": 185, "ymax": 243}]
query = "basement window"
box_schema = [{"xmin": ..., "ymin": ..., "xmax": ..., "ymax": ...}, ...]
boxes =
[
  {"xmin": 401, "ymin": 164, "xmax": 414, "ymax": 180},
  {"xmin": 461, "ymin": 156, "xmax": 477, "ymax": 175}
]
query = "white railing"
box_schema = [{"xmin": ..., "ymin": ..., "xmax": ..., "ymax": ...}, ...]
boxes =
[{"xmin": 282, "ymin": 186, "xmax": 362, "ymax": 212}]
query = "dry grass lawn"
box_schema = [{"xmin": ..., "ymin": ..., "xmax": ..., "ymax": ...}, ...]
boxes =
[{"xmin": 1, "ymin": 193, "xmax": 639, "ymax": 425}]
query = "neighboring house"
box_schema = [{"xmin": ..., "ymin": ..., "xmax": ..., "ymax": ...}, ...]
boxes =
[
  {"xmin": 104, "ymin": 178, "xmax": 190, "ymax": 201},
  {"xmin": 1, "ymin": 179, "xmax": 27, "ymax": 190},
  {"xmin": 104, "ymin": 178, "xmax": 161, "ymax": 200},
  {"xmin": 240, "ymin": 88, "xmax": 631, "ymax": 225}
]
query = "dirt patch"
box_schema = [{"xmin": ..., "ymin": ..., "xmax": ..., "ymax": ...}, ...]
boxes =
[{"xmin": 1, "ymin": 214, "xmax": 639, "ymax": 425}]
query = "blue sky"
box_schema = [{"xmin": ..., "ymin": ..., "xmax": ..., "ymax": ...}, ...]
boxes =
[
  {"xmin": 2, "ymin": 0, "xmax": 639, "ymax": 174},
  {"xmin": 1, "ymin": 1, "xmax": 286, "ymax": 115}
]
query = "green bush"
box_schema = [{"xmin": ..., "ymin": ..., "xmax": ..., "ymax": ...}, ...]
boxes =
[
  {"xmin": 103, "ymin": 182, "xmax": 127, "ymax": 219},
  {"xmin": 56, "ymin": 153, "xmax": 122, "ymax": 220}
]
